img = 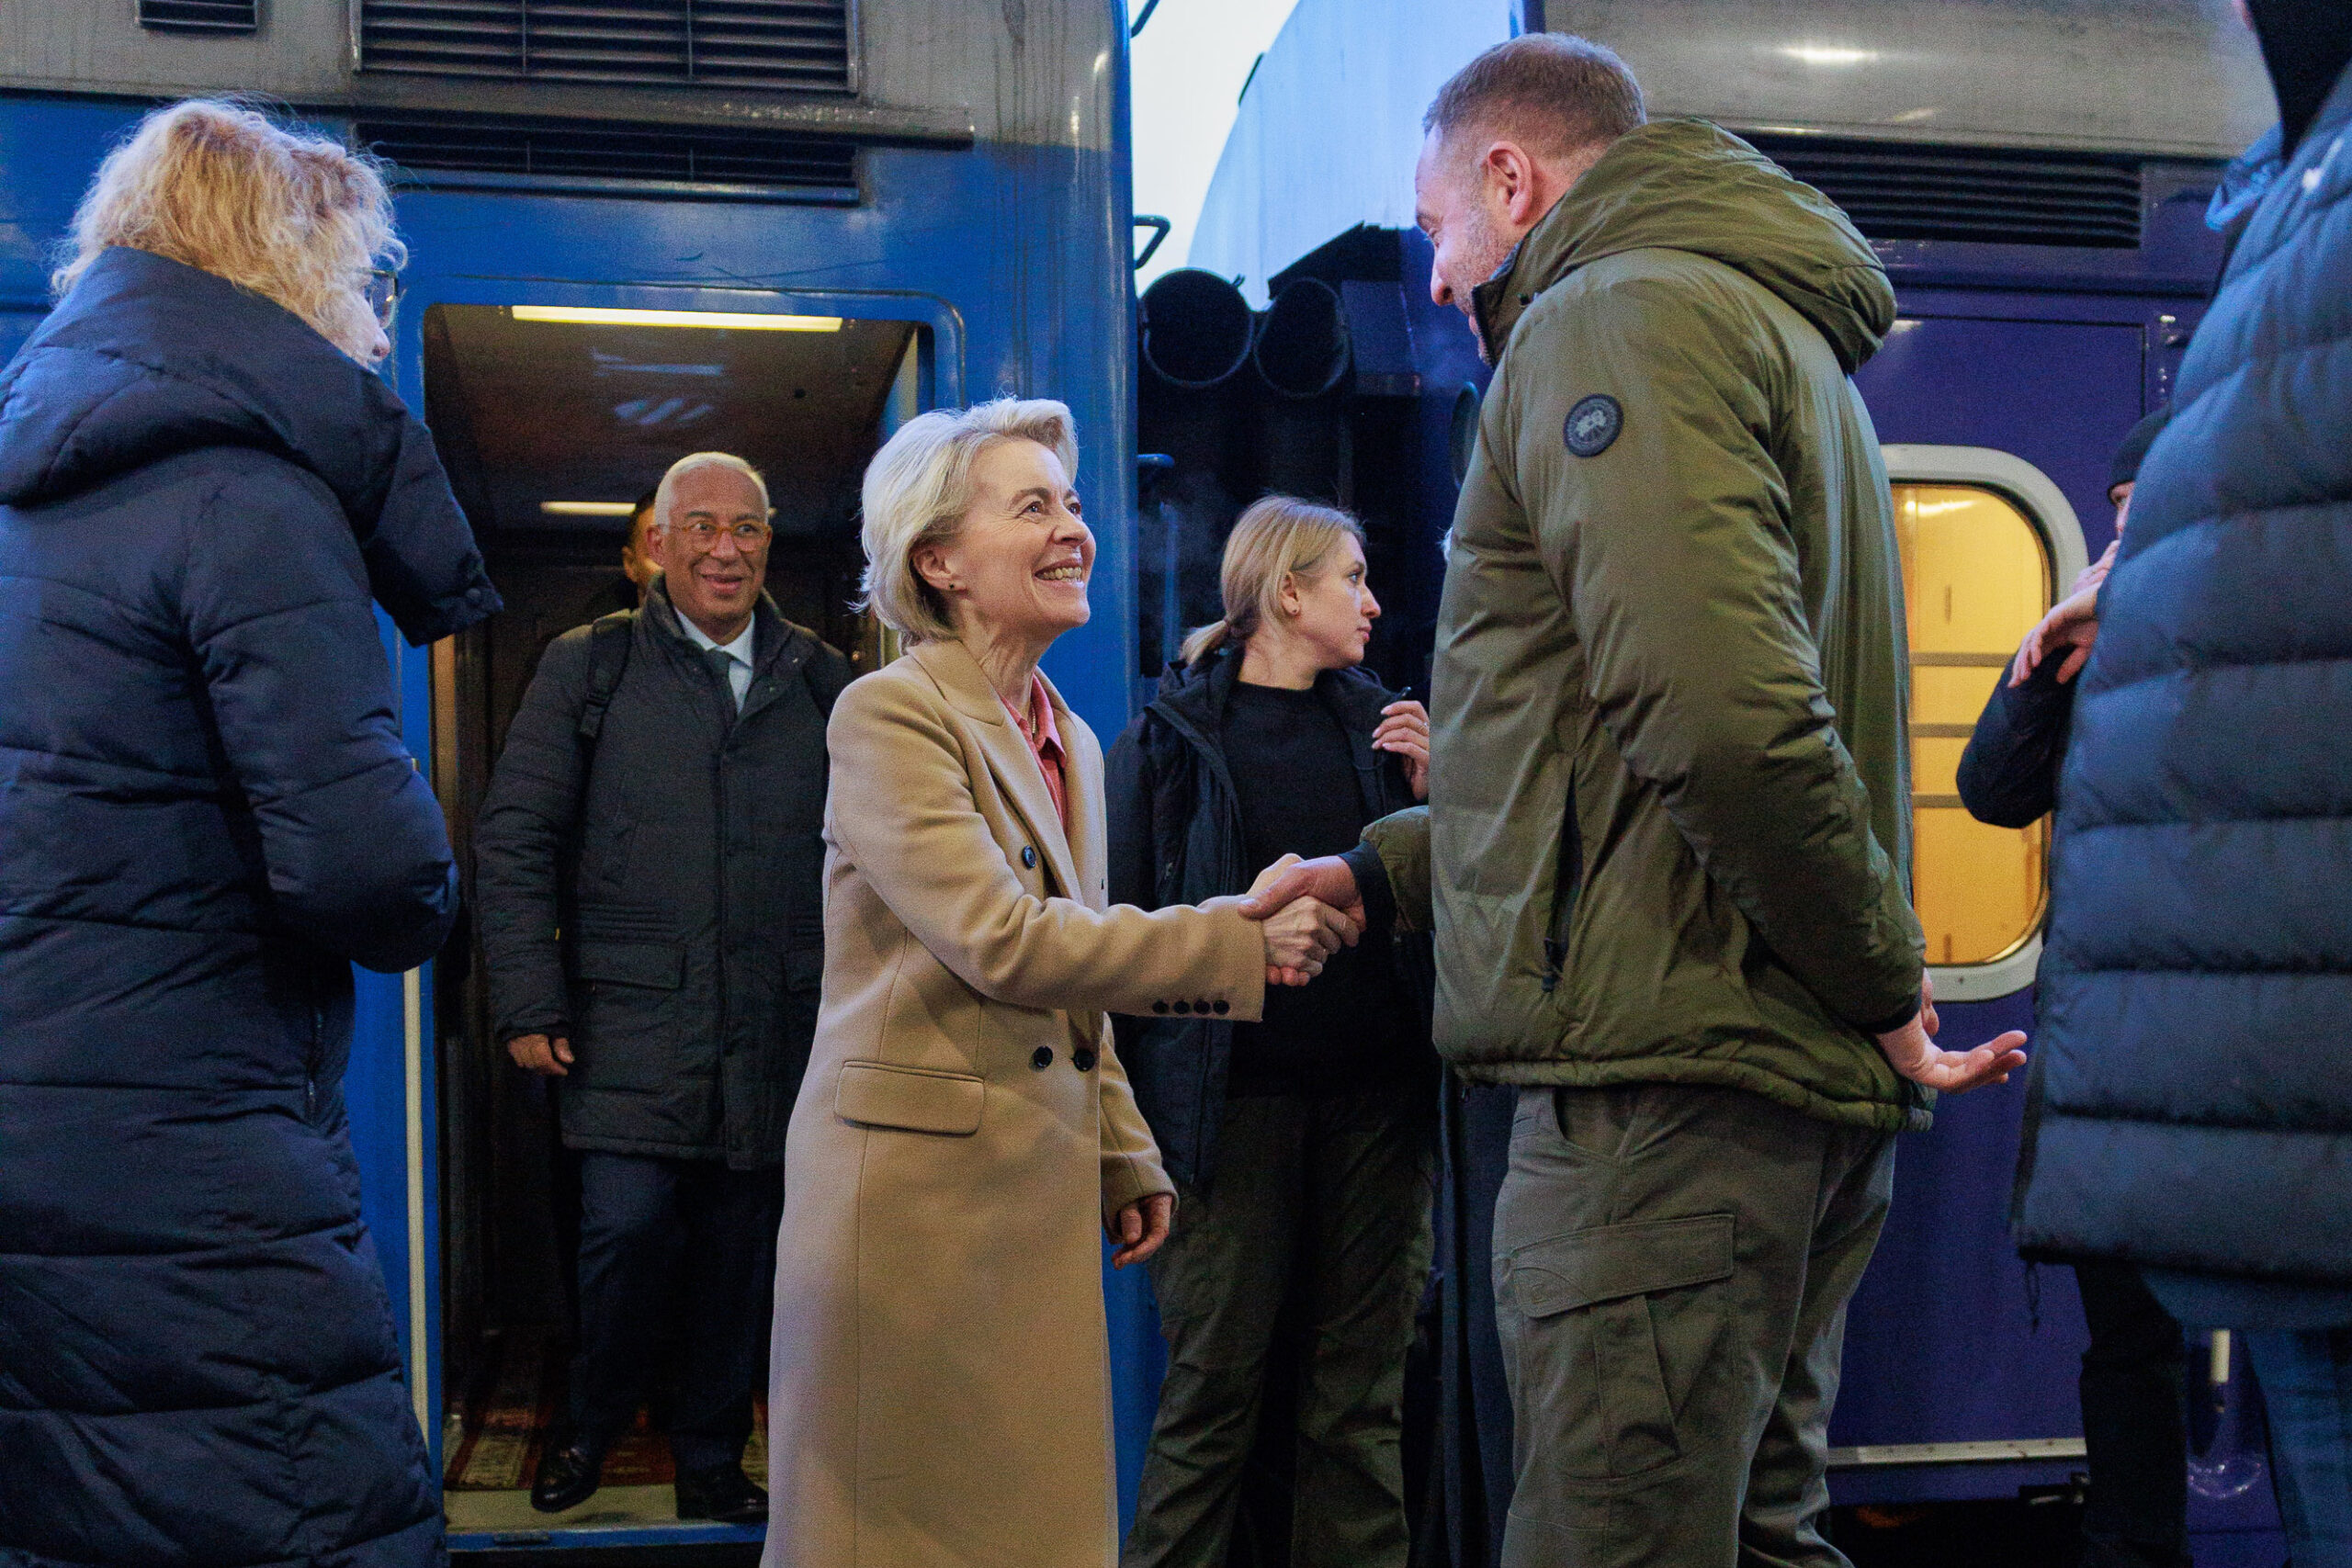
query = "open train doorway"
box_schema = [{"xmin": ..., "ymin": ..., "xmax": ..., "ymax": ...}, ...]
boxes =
[{"xmin": 420, "ymin": 300, "xmax": 922, "ymax": 1545}]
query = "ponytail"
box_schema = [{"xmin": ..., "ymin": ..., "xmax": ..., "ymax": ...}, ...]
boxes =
[{"xmin": 1179, "ymin": 618, "xmax": 1235, "ymax": 667}]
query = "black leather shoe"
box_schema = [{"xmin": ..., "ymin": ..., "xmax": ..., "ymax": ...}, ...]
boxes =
[
  {"xmin": 674, "ymin": 1462, "xmax": 768, "ymax": 1524},
  {"xmin": 530, "ymin": 1437, "xmax": 604, "ymax": 1514}
]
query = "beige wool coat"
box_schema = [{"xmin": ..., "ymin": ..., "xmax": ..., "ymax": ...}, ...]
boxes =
[{"xmin": 763, "ymin": 639, "xmax": 1268, "ymax": 1568}]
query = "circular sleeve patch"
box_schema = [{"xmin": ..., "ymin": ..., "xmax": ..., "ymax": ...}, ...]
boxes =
[{"xmin": 1563, "ymin": 393, "xmax": 1623, "ymax": 457}]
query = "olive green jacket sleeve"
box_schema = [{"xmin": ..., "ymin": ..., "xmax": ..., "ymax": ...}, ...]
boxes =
[
  {"xmin": 1510, "ymin": 276, "xmax": 1921, "ymax": 1032},
  {"xmin": 1354, "ymin": 807, "xmax": 1431, "ymax": 933}
]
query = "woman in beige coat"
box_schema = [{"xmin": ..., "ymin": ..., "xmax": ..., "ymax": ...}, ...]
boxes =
[{"xmin": 764, "ymin": 399, "xmax": 1356, "ymax": 1568}]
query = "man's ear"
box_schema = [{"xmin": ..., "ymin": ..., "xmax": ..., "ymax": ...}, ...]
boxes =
[{"xmin": 1482, "ymin": 140, "xmax": 1544, "ymax": 227}]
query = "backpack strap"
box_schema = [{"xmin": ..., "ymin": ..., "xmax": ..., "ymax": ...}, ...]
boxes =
[{"xmin": 578, "ymin": 611, "xmax": 636, "ymax": 747}]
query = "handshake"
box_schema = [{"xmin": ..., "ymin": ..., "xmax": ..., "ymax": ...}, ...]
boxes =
[{"xmin": 1234, "ymin": 853, "xmax": 1365, "ymax": 987}]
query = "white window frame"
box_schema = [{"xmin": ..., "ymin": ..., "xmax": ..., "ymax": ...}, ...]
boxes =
[{"xmin": 1883, "ymin": 444, "xmax": 2087, "ymax": 1004}]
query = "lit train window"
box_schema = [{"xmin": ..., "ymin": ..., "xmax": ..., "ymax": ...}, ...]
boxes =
[{"xmin": 1893, "ymin": 482, "xmax": 2052, "ymax": 969}]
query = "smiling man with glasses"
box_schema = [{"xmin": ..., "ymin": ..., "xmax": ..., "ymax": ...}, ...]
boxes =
[{"xmin": 475, "ymin": 450, "xmax": 853, "ymax": 1523}]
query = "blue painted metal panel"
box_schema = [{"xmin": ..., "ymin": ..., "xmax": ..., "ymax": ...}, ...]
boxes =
[
  {"xmin": 2, "ymin": 11, "xmax": 1144, "ymax": 1535},
  {"xmin": 447, "ymin": 1520, "xmax": 764, "ymax": 1552}
]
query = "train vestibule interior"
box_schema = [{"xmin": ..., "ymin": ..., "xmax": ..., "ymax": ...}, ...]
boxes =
[{"xmin": 420, "ymin": 303, "xmax": 920, "ymax": 1525}]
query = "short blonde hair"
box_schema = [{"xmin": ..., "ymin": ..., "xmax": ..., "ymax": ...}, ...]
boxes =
[
  {"xmin": 859, "ymin": 398, "xmax": 1080, "ymax": 644},
  {"xmin": 1180, "ymin": 495, "xmax": 1364, "ymax": 667},
  {"xmin": 654, "ymin": 452, "xmax": 772, "ymax": 531},
  {"xmin": 52, "ymin": 99, "xmax": 401, "ymax": 364}
]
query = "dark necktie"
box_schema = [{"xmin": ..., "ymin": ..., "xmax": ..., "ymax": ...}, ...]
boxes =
[{"xmin": 705, "ymin": 647, "xmax": 742, "ymax": 713}]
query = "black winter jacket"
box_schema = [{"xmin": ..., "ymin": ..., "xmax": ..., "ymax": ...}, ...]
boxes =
[
  {"xmin": 2014, "ymin": 53, "xmax": 2352, "ymax": 1290},
  {"xmin": 0, "ymin": 247, "xmax": 497, "ymax": 1568},
  {"xmin": 1956, "ymin": 657, "xmax": 2076, "ymax": 831},
  {"xmin": 474, "ymin": 581, "xmax": 849, "ymax": 1168},
  {"xmin": 1105, "ymin": 653, "xmax": 1427, "ymax": 1190}
]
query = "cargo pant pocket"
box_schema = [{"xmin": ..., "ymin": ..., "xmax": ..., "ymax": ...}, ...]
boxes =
[{"xmin": 1500, "ymin": 1212, "xmax": 1734, "ymax": 1481}]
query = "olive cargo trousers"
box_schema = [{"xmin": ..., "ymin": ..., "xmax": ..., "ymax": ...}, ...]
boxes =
[
  {"xmin": 1493, "ymin": 1083, "xmax": 1894, "ymax": 1568},
  {"xmin": 1124, "ymin": 1086, "xmax": 1438, "ymax": 1568}
]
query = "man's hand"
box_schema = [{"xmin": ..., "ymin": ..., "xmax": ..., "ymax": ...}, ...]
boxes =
[
  {"xmin": 1374, "ymin": 700, "xmax": 1432, "ymax": 801},
  {"xmin": 1875, "ymin": 975, "xmax": 2024, "ymax": 1093},
  {"xmin": 1240, "ymin": 854, "xmax": 1365, "ymax": 985},
  {"xmin": 508, "ymin": 1032, "xmax": 573, "ymax": 1077},
  {"xmin": 1108, "ymin": 1192, "xmax": 1174, "ymax": 1269},
  {"xmin": 2011, "ymin": 580, "xmax": 2103, "ymax": 687}
]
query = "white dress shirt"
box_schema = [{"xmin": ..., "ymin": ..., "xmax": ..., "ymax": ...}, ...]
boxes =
[{"xmin": 678, "ymin": 611, "xmax": 757, "ymax": 709}]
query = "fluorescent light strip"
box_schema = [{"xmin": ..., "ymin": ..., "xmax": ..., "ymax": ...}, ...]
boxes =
[
  {"xmin": 510, "ymin": 305, "xmax": 843, "ymax": 332},
  {"xmin": 541, "ymin": 501, "xmax": 640, "ymax": 516}
]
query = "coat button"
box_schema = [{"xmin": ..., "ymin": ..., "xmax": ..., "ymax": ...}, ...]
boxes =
[
  {"xmin": 1031, "ymin": 1045, "xmax": 1054, "ymax": 1070},
  {"xmin": 1153, "ymin": 1001, "xmax": 1170, "ymax": 1014},
  {"xmin": 1212, "ymin": 1000, "xmax": 1229, "ymax": 1015},
  {"xmin": 1022, "ymin": 846, "xmax": 1037, "ymax": 868},
  {"xmin": 1173, "ymin": 1000, "xmax": 1192, "ymax": 1014},
  {"xmin": 1072, "ymin": 1047, "xmax": 1098, "ymax": 1072},
  {"xmin": 1194, "ymin": 999, "xmax": 1213, "ymax": 1013}
]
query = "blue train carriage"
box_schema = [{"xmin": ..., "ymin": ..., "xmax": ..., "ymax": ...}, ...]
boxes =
[
  {"xmin": 1147, "ymin": 0, "xmax": 2276, "ymax": 1540},
  {"xmin": 0, "ymin": 0, "xmax": 1147, "ymax": 1551}
]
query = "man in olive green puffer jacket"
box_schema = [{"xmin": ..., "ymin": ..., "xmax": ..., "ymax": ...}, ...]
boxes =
[{"xmin": 1247, "ymin": 35, "xmax": 2028, "ymax": 1568}]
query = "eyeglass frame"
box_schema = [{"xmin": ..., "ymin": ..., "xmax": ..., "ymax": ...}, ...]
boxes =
[
  {"xmin": 364, "ymin": 268, "xmax": 403, "ymax": 328},
  {"xmin": 670, "ymin": 515, "xmax": 775, "ymax": 551}
]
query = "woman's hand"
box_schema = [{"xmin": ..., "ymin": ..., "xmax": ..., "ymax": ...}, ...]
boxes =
[
  {"xmin": 1108, "ymin": 1192, "xmax": 1174, "ymax": 1269},
  {"xmin": 2069, "ymin": 537, "xmax": 2120, "ymax": 599},
  {"xmin": 1374, "ymin": 700, "xmax": 1431, "ymax": 801},
  {"xmin": 2010, "ymin": 580, "xmax": 2103, "ymax": 687},
  {"xmin": 1259, "ymin": 896, "xmax": 1359, "ymax": 986}
]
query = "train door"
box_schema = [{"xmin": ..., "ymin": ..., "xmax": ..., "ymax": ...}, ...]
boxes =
[
  {"xmin": 1827, "ymin": 309, "xmax": 2181, "ymax": 1503},
  {"xmin": 400, "ymin": 282, "xmax": 944, "ymax": 1551}
]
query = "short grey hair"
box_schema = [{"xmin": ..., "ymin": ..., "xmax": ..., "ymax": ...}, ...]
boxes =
[
  {"xmin": 1423, "ymin": 34, "xmax": 1645, "ymax": 161},
  {"xmin": 858, "ymin": 398, "xmax": 1080, "ymax": 644},
  {"xmin": 653, "ymin": 451, "xmax": 771, "ymax": 531}
]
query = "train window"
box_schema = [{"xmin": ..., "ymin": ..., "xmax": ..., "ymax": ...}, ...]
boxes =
[
  {"xmin": 1895, "ymin": 483, "xmax": 2050, "ymax": 967},
  {"xmin": 1882, "ymin": 446, "xmax": 2086, "ymax": 999}
]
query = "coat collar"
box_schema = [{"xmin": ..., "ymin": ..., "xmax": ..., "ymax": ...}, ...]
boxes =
[
  {"xmin": 910, "ymin": 638, "xmax": 1088, "ymax": 904},
  {"xmin": 0, "ymin": 246, "xmax": 499, "ymax": 644},
  {"xmin": 1151, "ymin": 649, "xmax": 1401, "ymax": 736}
]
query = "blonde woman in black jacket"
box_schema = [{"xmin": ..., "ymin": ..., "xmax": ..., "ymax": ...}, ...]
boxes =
[{"xmin": 1106, "ymin": 496, "xmax": 1435, "ymax": 1568}]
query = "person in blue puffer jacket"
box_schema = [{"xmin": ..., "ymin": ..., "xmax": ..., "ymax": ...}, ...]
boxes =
[
  {"xmin": 2012, "ymin": 4, "xmax": 2352, "ymax": 1561},
  {"xmin": 0, "ymin": 101, "xmax": 498, "ymax": 1567}
]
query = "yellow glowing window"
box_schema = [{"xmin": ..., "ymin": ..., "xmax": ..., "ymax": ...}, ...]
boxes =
[{"xmin": 1894, "ymin": 483, "xmax": 2053, "ymax": 967}]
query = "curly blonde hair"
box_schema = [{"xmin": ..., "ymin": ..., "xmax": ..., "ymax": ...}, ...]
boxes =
[{"xmin": 51, "ymin": 99, "xmax": 403, "ymax": 363}]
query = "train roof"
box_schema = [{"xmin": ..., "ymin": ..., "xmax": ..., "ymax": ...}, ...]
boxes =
[{"xmin": 1193, "ymin": 0, "xmax": 2272, "ymax": 302}]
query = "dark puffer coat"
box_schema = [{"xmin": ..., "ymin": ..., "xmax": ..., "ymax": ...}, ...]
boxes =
[
  {"xmin": 474, "ymin": 582, "xmax": 849, "ymax": 1168},
  {"xmin": 2014, "ymin": 58, "xmax": 2352, "ymax": 1288},
  {"xmin": 1104, "ymin": 652, "xmax": 1425, "ymax": 1190},
  {"xmin": 0, "ymin": 247, "xmax": 498, "ymax": 1567}
]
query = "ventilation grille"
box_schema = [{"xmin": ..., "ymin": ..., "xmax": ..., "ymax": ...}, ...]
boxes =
[
  {"xmin": 357, "ymin": 114, "xmax": 857, "ymax": 195},
  {"xmin": 137, "ymin": 0, "xmax": 259, "ymax": 31},
  {"xmin": 1744, "ymin": 135, "xmax": 2143, "ymax": 249},
  {"xmin": 357, "ymin": 0, "xmax": 853, "ymax": 93}
]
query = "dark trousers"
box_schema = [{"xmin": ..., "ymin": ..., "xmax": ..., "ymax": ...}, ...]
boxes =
[
  {"xmin": 1125, "ymin": 1086, "xmax": 1438, "ymax": 1568},
  {"xmin": 2072, "ymin": 1261, "xmax": 2190, "ymax": 1568},
  {"xmin": 1492, "ymin": 1083, "xmax": 1894, "ymax": 1568},
  {"xmin": 566, "ymin": 1152, "xmax": 782, "ymax": 1473},
  {"xmin": 2245, "ymin": 1326, "xmax": 2352, "ymax": 1566}
]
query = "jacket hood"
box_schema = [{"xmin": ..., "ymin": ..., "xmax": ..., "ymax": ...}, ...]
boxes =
[
  {"xmin": 1473, "ymin": 118, "xmax": 1896, "ymax": 374},
  {"xmin": 1151, "ymin": 648, "xmax": 1401, "ymax": 734},
  {"xmin": 0, "ymin": 246, "xmax": 499, "ymax": 645}
]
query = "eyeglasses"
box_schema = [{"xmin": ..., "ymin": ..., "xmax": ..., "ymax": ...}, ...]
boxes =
[
  {"xmin": 677, "ymin": 518, "xmax": 774, "ymax": 549},
  {"xmin": 364, "ymin": 268, "xmax": 403, "ymax": 328}
]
